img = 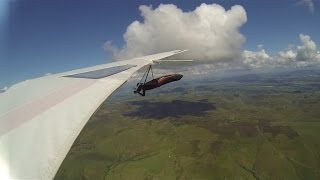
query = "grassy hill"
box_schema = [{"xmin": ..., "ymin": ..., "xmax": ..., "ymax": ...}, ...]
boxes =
[{"xmin": 56, "ymin": 70, "xmax": 320, "ymax": 180}]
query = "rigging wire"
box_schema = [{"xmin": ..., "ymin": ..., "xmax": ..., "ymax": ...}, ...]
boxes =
[
  {"xmin": 138, "ymin": 65, "xmax": 149, "ymax": 85},
  {"xmin": 144, "ymin": 65, "xmax": 151, "ymax": 84},
  {"xmin": 137, "ymin": 65, "xmax": 154, "ymax": 87},
  {"xmin": 150, "ymin": 65, "xmax": 154, "ymax": 79}
]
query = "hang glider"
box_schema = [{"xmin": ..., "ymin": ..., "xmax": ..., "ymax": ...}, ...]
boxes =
[
  {"xmin": 134, "ymin": 65, "xmax": 183, "ymax": 96},
  {"xmin": 0, "ymin": 50, "xmax": 188, "ymax": 179}
]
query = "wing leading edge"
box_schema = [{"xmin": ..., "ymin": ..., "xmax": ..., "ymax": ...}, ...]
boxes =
[{"xmin": 0, "ymin": 50, "xmax": 187, "ymax": 179}]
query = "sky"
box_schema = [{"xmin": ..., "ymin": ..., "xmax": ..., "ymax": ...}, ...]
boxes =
[{"xmin": 1, "ymin": 0, "xmax": 320, "ymax": 88}]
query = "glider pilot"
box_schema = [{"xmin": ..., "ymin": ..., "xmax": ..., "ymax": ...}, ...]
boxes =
[{"xmin": 134, "ymin": 74, "xmax": 183, "ymax": 96}]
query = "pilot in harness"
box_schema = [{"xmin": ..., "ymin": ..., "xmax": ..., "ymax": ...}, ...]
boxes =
[{"xmin": 134, "ymin": 65, "xmax": 183, "ymax": 96}]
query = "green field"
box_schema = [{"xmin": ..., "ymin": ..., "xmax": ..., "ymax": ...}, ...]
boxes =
[{"xmin": 56, "ymin": 70, "xmax": 320, "ymax": 179}]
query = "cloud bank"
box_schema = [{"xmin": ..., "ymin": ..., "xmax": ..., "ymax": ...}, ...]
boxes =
[
  {"xmin": 106, "ymin": 3, "xmax": 247, "ymax": 62},
  {"xmin": 243, "ymin": 45, "xmax": 273, "ymax": 68},
  {"xmin": 106, "ymin": 3, "xmax": 319, "ymax": 75},
  {"xmin": 242, "ymin": 34, "xmax": 320, "ymax": 69}
]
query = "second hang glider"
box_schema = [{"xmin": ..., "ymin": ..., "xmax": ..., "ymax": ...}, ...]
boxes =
[
  {"xmin": 134, "ymin": 65, "xmax": 183, "ymax": 96},
  {"xmin": 0, "ymin": 50, "xmax": 189, "ymax": 180}
]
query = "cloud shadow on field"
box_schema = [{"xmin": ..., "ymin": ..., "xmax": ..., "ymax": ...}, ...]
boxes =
[{"xmin": 124, "ymin": 100, "xmax": 215, "ymax": 119}]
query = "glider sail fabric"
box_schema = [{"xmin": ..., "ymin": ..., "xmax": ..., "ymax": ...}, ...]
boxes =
[
  {"xmin": 64, "ymin": 64, "xmax": 137, "ymax": 79},
  {"xmin": 0, "ymin": 50, "xmax": 186, "ymax": 179}
]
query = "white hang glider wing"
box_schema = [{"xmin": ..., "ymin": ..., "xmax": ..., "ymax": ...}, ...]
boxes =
[{"xmin": 0, "ymin": 50, "xmax": 187, "ymax": 179}]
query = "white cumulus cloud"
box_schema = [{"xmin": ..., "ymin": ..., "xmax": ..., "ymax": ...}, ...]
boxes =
[
  {"xmin": 296, "ymin": 34, "xmax": 318, "ymax": 61},
  {"xmin": 242, "ymin": 34, "xmax": 320, "ymax": 69},
  {"xmin": 106, "ymin": 3, "xmax": 247, "ymax": 62},
  {"xmin": 242, "ymin": 47, "xmax": 273, "ymax": 68},
  {"xmin": 278, "ymin": 34, "xmax": 319, "ymax": 62},
  {"xmin": 278, "ymin": 49, "xmax": 297, "ymax": 61}
]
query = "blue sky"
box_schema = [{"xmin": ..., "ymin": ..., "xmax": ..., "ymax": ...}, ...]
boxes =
[{"xmin": 1, "ymin": 0, "xmax": 319, "ymax": 87}]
